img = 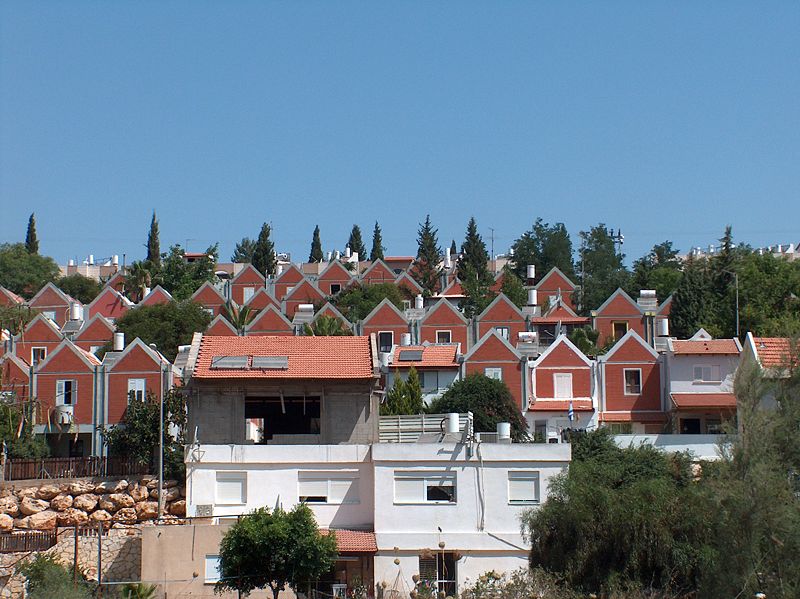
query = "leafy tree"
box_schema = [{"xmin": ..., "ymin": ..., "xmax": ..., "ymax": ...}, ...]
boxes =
[
  {"xmin": 231, "ymin": 237, "xmax": 256, "ymax": 263},
  {"xmin": 331, "ymin": 282, "xmax": 408, "ymax": 322},
  {"xmin": 0, "ymin": 400, "xmax": 49, "ymax": 459},
  {"xmin": 16, "ymin": 554, "xmax": 95, "ymax": 599},
  {"xmin": 253, "ymin": 223, "xmax": 277, "ymax": 276},
  {"xmin": 510, "ymin": 219, "xmax": 574, "ymax": 281},
  {"xmin": 0, "ymin": 243, "xmax": 60, "ymax": 298},
  {"xmin": 670, "ymin": 258, "xmax": 714, "ymax": 339},
  {"xmin": 370, "ymin": 221, "xmax": 385, "ymax": 262},
  {"xmin": 413, "ymin": 215, "xmax": 442, "ymax": 296},
  {"xmin": 347, "ymin": 224, "xmax": 367, "ymax": 259},
  {"xmin": 428, "ymin": 373, "xmax": 528, "ymax": 441},
  {"xmin": 568, "ymin": 326, "xmax": 601, "ymax": 357},
  {"xmin": 216, "ymin": 504, "xmax": 338, "ymax": 599},
  {"xmin": 736, "ymin": 251, "xmax": 800, "ymax": 337},
  {"xmin": 119, "ymin": 583, "xmax": 159, "ymax": 599},
  {"xmin": 499, "ymin": 267, "xmax": 527, "ymax": 309},
  {"xmin": 125, "ymin": 261, "xmax": 153, "ymax": 302},
  {"xmin": 577, "ymin": 224, "xmax": 630, "ymax": 314},
  {"xmin": 222, "ymin": 300, "xmax": 255, "ymax": 335},
  {"xmin": 309, "ymin": 225, "xmax": 324, "ymax": 262},
  {"xmin": 459, "ymin": 263, "xmax": 495, "ymax": 319},
  {"xmin": 103, "ymin": 389, "xmax": 187, "ymax": 478},
  {"xmin": 25, "ymin": 213, "xmax": 39, "ymax": 254},
  {"xmin": 381, "ymin": 367, "xmax": 424, "ymax": 415},
  {"xmin": 303, "ymin": 314, "xmax": 353, "ymax": 336},
  {"xmin": 0, "ymin": 304, "xmax": 38, "ymax": 335},
  {"xmin": 156, "ymin": 244, "xmax": 218, "ymax": 300},
  {"xmin": 146, "ymin": 211, "xmax": 161, "ymax": 267},
  {"xmin": 56, "ymin": 273, "xmax": 102, "ymax": 304},
  {"xmin": 629, "ymin": 240, "xmax": 682, "ymax": 301},
  {"xmin": 110, "ymin": 300, "xmax": 211, "ymax": 361}
]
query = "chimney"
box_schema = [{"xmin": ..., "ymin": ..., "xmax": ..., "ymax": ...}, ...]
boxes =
[
  {"xmin": 113, "ymin": 332, "xmax": 125, "ymax": 351},
  {"xmin": 526, "ymin": 265, "xmax": 535, "ymax": 284}
]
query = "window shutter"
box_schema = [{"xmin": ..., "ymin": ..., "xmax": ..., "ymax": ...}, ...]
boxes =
[
  {"xmin": 394, "ymin": 476, "xmax": 423, "ymax": 503},
  {"xmin": 554, "ymin": 373, "xmax": 573, "ymax": 398},
  {"xmin": 508, "ymin": 472, "xmax": 539, "ymax": 503},
  {"xmin": 205, "ymin": 555, "xmax": 221, "ymax": 583},
  {"xmin": 216, "ymin": 473, "xmax": 246, "ymax": 504},
  {"xmin": 298, "ymin": 477, "xmax": 328, "ymax": 501},
  {"xmin": 419, "ymin": 556, "xmax": 437, "ymax": 581},
  {"xmin": 56, "ymin": 380, "xmax": 65, "ymax": 405},
  {"xmin": 328, "ymin": 478, "xmax": 358, "ymax": 503}
]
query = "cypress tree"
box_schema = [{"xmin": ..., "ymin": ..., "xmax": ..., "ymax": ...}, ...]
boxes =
[
  {"xmin": 413, "ymin": 215, "xmax": 442, "ymax": 296},
  {"xmin": 670, "ymin": 259, "xmax": 710, "ymax": 338},
  {"xmin": 457, "ymin": 217, "xmax": 491, "ymax": 284},
  {"xmin": 370, "ymin": 222, "xmax": 385, "ymax": 262},
  {"xmin": 309, "ymin": 225, "xmax": 324, "ymax": 262},
  {"xmin": 449, "ymin": 240, "xmax": 457, "ymax": 258},
  {"xmin": 347, "ymin": 225, "xmax": 367, "ymax": 260},
  {"xmin": 252, "ymin": 223, "xmax": 277, "ymax": 276},
  {"xmin": 146, "ymin": 211, "xmax": 161, "ymax": 266},
  {"xmin": 25, "ymin": 213, "xmax": 39, "ymax": 254},
  {"xmin": 231, "ymin": 238, "xmax": 256, "ymax": 263}
]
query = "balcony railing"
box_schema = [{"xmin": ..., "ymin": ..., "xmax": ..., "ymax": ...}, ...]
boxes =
[{"xmin": 3, "ymin": 456, "xmax": 150, "ymax": 482}]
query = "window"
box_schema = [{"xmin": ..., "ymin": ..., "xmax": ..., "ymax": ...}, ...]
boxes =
[
  {"xmin": 242, "ymin": 287, "xmax": 255, "ymax": 303},
  {"xmin": 419, "ymin": 552, "xmax": 457, "ymax": 597},
  {"xmin": 298, "ymin": 472, "xmax": 359, "ymax": 504},
  {"xmin": 205, "ymin": 555, "xmax": 221, "ymax": 583},
  {"xmin": 286, "ymin": 286, "xmax": 295, "ymax": 295},
  {"xmin": 484, "ymin": 367, "xmax": 503, "ymax": 381},
  {"xmin": 378, "ymin": 331, "xmax": 394, "ymax": 353},
  {"xmin": 42, "ymin": 310, "xmax": 57, "ymax": 322},
  {"xmin": 436, "ymin": 330, "xmax": 452, "ymax": 344},
  {"xmin": 31, "ymin": 347, "xmax": 47, "ymax": 366},
  {"xmin": 508, "ymin": 471, "xmax": 540, "ymax": 504},
  {"xmin": 495, "ymin": 326, "xmax": 510, "ymax": 340},
  {"xmin": 624, "ymin": 369, "xmax": 642, "ymax": 395},
  {"xmin": 204, "ymin": 307, "xmax": 214, "ymax": 317},
  {"xmin": 394, "ymin": 471, "xmax": 456, "ymax": 504},
  {"xmin": 56, "ymin": 380, "xmax": 76, "ymax": 406},
  {"xmin": 604, "ymin": 422, "xmax": 632, "ymax": 434},
  {"xmin": 329, "ymin": 283, "xmax": 341, "ymax": 295},
  {"xmin": 90, "ymin": 346, "xmax": 102, "ymax": 355},
  {"xmin": 693, "ymin": 365, "xmax": 721, "ymax": 382},
  {"xmin": 553, "ymin": 373, "xmax": 573, "ymax": 398},
  {"xmin": 127, "ymin": 378, "xmax": 146, "ymax": 402},
  {"xmin": 612, "ymin": 321, "xmax": 628, "ymax": 340},
  {"xmin": 215, "ymin": 472, "xmax": 247, "ymax": 505}
]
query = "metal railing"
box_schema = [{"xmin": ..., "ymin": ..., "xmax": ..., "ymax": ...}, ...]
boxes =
[
  {"xmin": 3, "ymin": 456, "xmax": 150, "ymax": 481},
  {"xmin": 0, "ymin": 530, "xmax": 58, "ymax": 553},
  {"xmin": 378, "ymin": 412, "xmax": 473, "ymax": 443}
]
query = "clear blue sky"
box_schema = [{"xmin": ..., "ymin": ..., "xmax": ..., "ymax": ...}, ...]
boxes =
[{"xmin": 1, "ymin": 2, "xmax": 798, "ymax": 266}]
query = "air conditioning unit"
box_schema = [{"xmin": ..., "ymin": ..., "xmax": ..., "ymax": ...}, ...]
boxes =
[
  {"xmin": 55, "ymin": 404, "xmax": 73, "ymax": 425},
  {"xmin": 195, "ymin": 504, "xmax": 213, "ymax": 517}
]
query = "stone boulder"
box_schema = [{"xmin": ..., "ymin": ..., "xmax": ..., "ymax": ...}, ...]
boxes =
[
  {"xmin": 168, "ymin": 500, "xmax": 186, "ymax": 517},
  {"xmin": 0, "ymin": 513, "xmax": 13, "ymax": 532},
  {"xmin": 13, "ymin": 517, "xmax": 28, "ymax": 529},
  {"xmin": 27, "ymin": 510, "xmax": 58, "ymax": 531},
  {"xmin": 113, "ymin": 507, "xmax": 137, "ymax": 523},
  {"xmin": 129, "ymin": 485, "xmax": 149, "ymax": 503},
  {"xmin": 36, "ymin": 484, "xmax": 63, "ymax": 500},
  {"xmin": 90, "ymin": 510, "xmax": 113, "ymax": 523},
  {"xmin": 163, "ymin": 479, "xmax": 178, "ymax": 489},
  {"xmin": 150, "ymin": 487, "xmax": 180, "ymax": 502},
  {"xmin": 57, "ymin": 508, "xmax": 89, "ymax": 528},
  {"xmin": 99, "ymin": 493, "xmax": 135, "ymax": 512},
  {"xmin": 0, "ymin": 495, "xmax": 20, "ymax": 517},
  {"xmin": 145, "ymin": 479, "xmax": 159, "ymax": 490},
  {"xmin": 135, "ymin": 501, "xmax": 159, "ymax": 520},
  {"xmin": 94, "ymin": 479, "xmax": 129, "ymax": 494},
  {"xmin": 19, "ymin": 497, "xmax": 50, "ymax": 516},
  {"xmin": 16, "ymin": 488, "xmax": 37, "ymax": 499},
  {"xmin": 49, "ymin": 494, "xmax": 74, "ymax": 512},
  {"xmin": 73, "ymin": 493, "xmax": 99, "ymax": 512},
  {"xmin": 68, "ymin": 480, "xmax": 96, "ymax": 495}
]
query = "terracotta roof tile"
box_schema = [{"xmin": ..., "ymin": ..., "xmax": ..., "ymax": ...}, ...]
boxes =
[
  {"xmin": 193, "ymin": 335, "xmax": 374, "ymax": 380},
  {"xmin": 672, "ymin": 340, "xmax": 740, "ymax": 355},
  {"xmin": 671, "ymin": 393, "xmax": 736, "ymax": 409},
  {"xmin": 527, "ymin": 400, "xmax": 593, "ymax": 412},
  {"xmin": 324, "ymin": 529, "xmax": 377, "ymax": 553},
  {"xmin": 754, "ymin": 337, "xmax": 797, "ymax": 369},
  {"xmin": 390, "ymin": 345, "xmax": 459, "ymax": 368}
]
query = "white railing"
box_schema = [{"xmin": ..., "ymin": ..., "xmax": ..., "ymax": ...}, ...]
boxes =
[{"xmin": 378, "ymin": 412, "xmax": 473, "ymax": 443}]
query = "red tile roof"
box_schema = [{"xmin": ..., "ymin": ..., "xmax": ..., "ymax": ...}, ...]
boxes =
[
  {"xmin": 672, "ymin": 340, "xmax": 740, "ymax": 355},
  {"xmin": 600, "ymin": 411, "xmax": 667, "ymax": 423},
  {"xmin": 390, "ymin": 345, "xmax": 459, "ymax": 368},
  {"xmin": 324, "ymin": 529, "xmax": 377, "ymax": 553},
  {"xmin": 753, "ymin": 337, "xmax": 797, "ymax": 369},
  {"xmin": 671, "ymin": 393, "xmax": 736, "ymax": 409},
  {"xmin": 193, "ymin": 335, "xmax": 374, "ymax": 380},
  {"xmin": 528, "ymin": 400, "xmax": 593, "ymax": 412}
]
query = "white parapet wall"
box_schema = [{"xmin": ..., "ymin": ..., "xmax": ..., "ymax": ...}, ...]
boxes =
[{"xmin": 613, "ymin": 434, "xmax": 728, "ymax": 460}]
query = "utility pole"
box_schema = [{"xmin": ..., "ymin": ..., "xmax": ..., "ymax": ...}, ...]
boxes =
[{"xmin": 488, "ymin": 227, "xmax": 495, "ymax": 275}]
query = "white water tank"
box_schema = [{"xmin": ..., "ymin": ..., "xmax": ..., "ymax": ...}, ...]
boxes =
[
  {"xmin": 112, "ymin": 255, "xmax": 119, "ymax": 266},
  {"xmin": 88, "ymin": 254, "xmax": 95, "ymax": 266},
  {"xmin": 113, "ymin": 332, "xmax": 125, "ymax": 351},
  {"xmin": 657, "ymin": 318, "xmax": 670, "ymax": 337},
  {"xmin": 497, "ymin": 422, "xmax": 511, "ymax": 442},
  {"xmin": 379, "ymin": 352, "xmax": 391, "ymax": 367},
  {"xmin": 414, "ymin": 294, "xmax": 424, "ymax": 310},
  {"xmin": 526, "ymin": 265, "xmax": 535, "ymax": 280},
  {"xmin": 68, "ymin": 259, "xmax": 75, "ymax": 267},
  {"xmin": 400, "ymin": 333, "xmax": 412, "ymax": 347},
  {"xmin": 69, "ymin": 303, "xmax": 82, "ymax": 321},
  {"xmin": 55, "ymin": 404, "xmax": 73, "ymax": 425},
  {"xmin": 446, "ymin": 413, "xmax": 459, "ymax": 434},
  {"xmin": 143, "ymin": 287, "xmax": 151, "ymax": 297},
  {"xmin": 518, "ymin": 331, "xmax": 537, "ymax": 343},
  {"xmin": 444, "ymin": 252, "xmax": 452, "ymax": 269},
  {"xmin": 350, "ymin": 252, "xmax": 359, "ymax": 263},
  {"xmin": 527, "ymin": 289, "xmax": 538, "ymax": 306},
  {"xmin": 640, "ymin": 289, "xmax": 656, "ymax": 299},
  {"xmin": 345, "ymin": 246, "xmax": 352, "ymax": 258},
  {"xmin": 276, "ymin": 264, "xmax": 284, "ymax": 276},
  {"xmin": 298, "ymin": 303, "xmax": 315, "ymax": 313},
  {"xmin": 334, "ymin": 251, "xmax": 341, "ymax": 260},
  {"xmin": 326, "ymin": 251, "xmax": 333, "ymax": 261}
]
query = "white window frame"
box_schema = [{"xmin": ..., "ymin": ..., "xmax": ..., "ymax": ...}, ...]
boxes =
[
  {"xmin": 329, "ymin": 283, "xmax": 342, "ymax": 295},
  {"xmin": 435, "ymin": 330, "xmax": 452, "ymax": 344},
  {"xmin": 378, "ymin": 331, "xmax": 394, "ymax": 353},
  {"xmin": 484, "ymin": 367, "xmax": 503, "ymax": 381},
  {"xmin": 394, "ymin": 471, "xmax": 457, "ymax": 504},
  {"xmin": 298, "ymin": 471, "xmax": 360, "ymax": 505},
  {"xmin": 89, "ymin": 345, "xmax": 102, "ymax": 355},
  {"xmin": 56, "ymin": 379, "xmax": 77, "ymax": 406},
  {"xmin": 242, "ymin": 287, "xmax": 255, "ymax": 303},
  {"xmin": 42, "ymin": 310, "xmax": 57, "ymax": 322},
  {"xmin": 554, "ymin": 372, "xmax": 573, "ymax": 399},
  {"xmin": 507, "ymin": 471, "xmax": 540, "ymax": 505},
  {"xmin": 31, "ymin": 347, "xmax": 47, "ymax": 366},
  {"xmin": 494, "ymin": 326, "xmax": 510, "ymax": 340},
  {"xmin": 693, "ymin": 364, "xmax": 721, "ymax": 383},
  {"xmin": 623, "ymin": 368, "xmax": 642, "ymax": 395},
  {"xmin": 215, "ymin": 472, "xmax": 247, "ymax": 505},
  {"xmin": 127, "ymin": 378, "xmax": 146, "ymax": 402},
  {"xmin": 204, "ymin": 555, "xmax": 221, "ymax": 584},
  {"xmin": 204, "ymin": 307, "xmax": 215, "ymax": 317}
]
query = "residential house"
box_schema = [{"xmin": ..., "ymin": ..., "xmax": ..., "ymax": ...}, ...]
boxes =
[
  {"xmin": 361, "ymin": 299, "xmax": 410, "ymax": 355},
  {"xmin": 530, "ymin": 298, "xmax": 590, "ymax": 347},
  {"xmin": 282, "ymin": 279, "xmax": 326, "ymax": 319},
  {"xmin": 385, "ymin": 344, "xmax": 461, "ymax": 404},
  {"xmin": 0, "ymin": 353, "xmax": 31, "ymax": 402},
  {"xmin": 244, "ymin": 305, "xmax": 294, "ymax": 336},
  {"xmin": 316, "ymin": 261, "xmax": 354, "ymax": 296},
  {"xmin": 138, "ymin": 285, "xmax": 173, "ymax": 307},
  {"xmin": 591, "ymin": 288, "xmax": 645, "ymax": 347},
  {"xmin": 86, "ymin": 287, "xmax": 132, "ymax": 322},
  {"xmin": 534, "ymin": 267, "xmax": 577, "ymax": 311},
  {"xmin": 394, "ymin": 271, "xmax": 424, "ymax": 297},
  {"xmin": 191, "ymin": 282, "xmax": 227, "ymax": 318},
  {"xmin": 360, "ymin": 260, "xmax": 397, "ymax": 285},
  {"xmin": 313, "ymin": 303, "xmax": 355, "ymax": 333},
  {"xmin": 272, "ymin": 264, "xmax": 306, "ymax": 301},
  {"xmin": 205, "ymin": 315, "xmax": 239, "ymax": 336},
  {"xmin": 244, "ymin": 287, "xmax": 280, "ymax": 313},
  {"xmin": 463, "ymin": 330, "xmax": 525, "ymax": 409},
  {"xmin": 27, "ymin": 282, "xmax": 77, "ymax": 327},
  {"xmin": 72, "ymin": 314, "xmax": 115, "ymax": 355},
  {"xmin": 475, "ymin": 294, "xmax": 527, "ymax": 345},
  {"xmin": 229, "ymin": 264, "xmax": 266, "ymax": 306},
  {"xmin": 418, "ymin": 299, "xmax": 469, "ymax": 349},
  {"xmin": 13, "ymin": 313, "xmax": 64, "ymax": 368},
  {"xmin": 0, "ymin": 286, "xmax": 24, "ymax": 307}
]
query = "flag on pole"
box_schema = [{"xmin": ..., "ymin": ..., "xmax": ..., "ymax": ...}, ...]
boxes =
[{"xmin": 568, "ymin": 401, "xmax": 575, "ymax": 422}]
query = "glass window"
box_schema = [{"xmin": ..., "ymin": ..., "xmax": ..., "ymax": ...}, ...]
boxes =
[
  {"xmin": 394, "ymin": 472, "xmax": 456, "ymax": 504},
  {"xmin": 693, "ymin": 365, "xmax": 721, "ymax": 382},
  {"xmin": 436, "ymin": 330, "xmax": 452, "ymax": 344},
  {"xmin": 484, "ymin": 367, "xmax": 503, "ymax": 381},
  {"xmin": 298, "ymin": 473, "xmax": 359, "ymax": 504},
  {"xmin": 215, "ymin": 472, "xmax": 246, "ymax": 505},
  {"xmin": 329, "ymin": 283, "xmax": 341, "ymax": 295},
  {"xmin": 624, "ymin": 369, "xmax": 642, "ymax": 395},
  {"xmin": 495, "ymin": 326, "xmax": 510, "ymax": 340},
  {"xmin": 127, "ymin": 378, "xmax": 146, "ymax": 402},
  {"xmin": 42, "ymin": 310, "xmax": 57, "ymax": 322},
  {"xmin": 56, "ymin": 380, "xmax": 76, "ymax": 406},
  {"xmin": 378, "ymin": 331, "xmax": 394, "ymax": 353},
  {"xmin": 554, "ymin": 373, "xmax": 573, "ymax": 398},
  {"xmin": 31, "ymin": 347, "xmax": 47, "ymax": 366},
  {"xmin": 205, "ymin": 555, "xmax": 221, "ymax": 583},
  {"xmin": 242, "ymin": 287, "xmax": 255, "ymax": 303},
  {"xmin": 508, "ymin": 471, "xmax": 540, "ymax": 504},
  {"xmin": 419, "ymin": 553, "xmax": 457, "ymax": 597},
  {"xmin": 612, "ymin": 321, "xmax": 628, "ymax": 340}
]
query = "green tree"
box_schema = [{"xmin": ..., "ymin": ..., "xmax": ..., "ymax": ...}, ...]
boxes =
[
  {"xmin": 56, "ymin": 273, "xmax": 102, "ymax": 304},
  {"xmin": 0, "ymin": 400, "xmax": 49, "ymax": 459},
  {"xmin": 736, "ymin": 251, "xmax": 800, "ymax": 336},
  {"xmin": 16, "ymin": 555, "xmax": 95, "ymax": 599},
  {"xmin": 309, "ymin": 225, "xmax": 324, "ymax": 262},
  {"xmin": 577, "ymin": 224, "xmax": 630, "ymax": 314},
  {"xmin": 146, "ymin": 211, "xmax": 161, "ymax": 267},
  {"xmin": 332, "ymin": 282, "xmax": 408, "ymax": 322},
  {"xmin": 155, "ymin": 244, "xmax": 218, "ymax": 300},
  {"xmin": 25, "ymin": 213, "xmax": 39, "ymax": 254},
  {"xmin": 370, "ymin": 221, "xmax": 385, "ymax": 262},
  {"xmin": 499, "ymin": 267, "xmax": 527, "ymax": 308},
  {"xmin": 457, "ymin": 217, "xmax": 491, "ymax": 283},
  {"xmin": 381, "ymin": 367, "xmax": 424, "ymax": 415},
  {"xmin": 413, "ymin": 215, "xmax": 442, "ymax": 297},
  {"xmin": 347, "ymin": 224, "xmax": 367, "ymax": 259},
  {"xmin": 0, "ymin": 304, "xmax": 38, "ymax": 335},
  {"xmin": 125, "ymin": 261, "xmax": 153, "ymax": 302},
  {"xmin": 102, "ymin": 389, "xmax": 187, "ymax": 478},
  {"xmin": 629, "ymin": 240, "xmax": 682, "ymax": 301},
  {"xmin": 222, "ymin": 300, "xmax": 255, "ymax": 335},
  {"xmin": 216, "ymin": 504, "xmax": 338, "ymax": 599},
  {"xmin": 428, "ymin": 373, "xmax": 528, "ymax": 441},
  {"xmin": 450, "ymin": 239, "xmax": 458, "ymax": 258},
  {"xmin": 110, "ymin": 300, "xmax": 211, "ymax": 361},
  {"xmin": 568, "ymin": 326, "xmax": 601, "ymax": 357},
  {"xmin": 0, "ymin": 243, "xmax": 60, "ymax": 298},
  {"xmin": 303, "ymin": 314, "xmax": 353, "ymax": 336},
  {"xmin": 670, "ymin": 258, "xmax": 714, "ymax": 339},
  {"xmin": 231, "ymin": 237, "xmax": 256, "ymax": 263},
  {"xmin": 510, "ymin": 219, "xmax": 574, "ymax": 281},
  {"xmin": 459, "ymin": 263, "xmax": 495, "ymax": 319},
  {"xmin": 253, "ymin": 223, "xmax": 277, "ymax": 276}
]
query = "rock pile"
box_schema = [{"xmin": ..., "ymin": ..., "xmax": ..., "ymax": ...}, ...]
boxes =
[{"xmin": 0, "ymin": 478, "xmax": 186, "ymax": 532}]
